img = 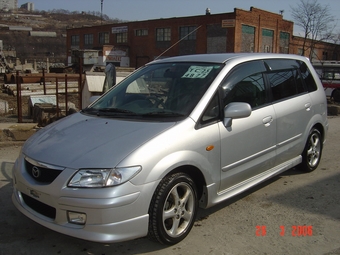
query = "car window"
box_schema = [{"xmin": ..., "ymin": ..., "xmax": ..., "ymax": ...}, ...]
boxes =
[
  {"xmin": 200, "ymin": 93, "xmax": 220, "ymax": 125},
  {"xmin": 267, "ymin": 70, "xmax": 297, "ymax": 101},
  {"xmin": 87, "ymin": 62, "xmax": 223, "ymax": 119},
  {"xmin": 298, "ymin": 61, "xmax": 318, "ymax": 92},
  {"xmin": 264, "ymin": 59, "xmax": 317, "ymax": 95},
  {"xmin": 221, "ymin": 61, "xmax": 267, "ymax": 109},
  {"xmin": 267, "ymin": 67, "xmax": 308, "ymax": 102}
]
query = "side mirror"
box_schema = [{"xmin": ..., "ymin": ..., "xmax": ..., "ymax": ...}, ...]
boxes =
[{"xmin": 223, "ymin": 102, "xmax": 251, "ymax": 127}]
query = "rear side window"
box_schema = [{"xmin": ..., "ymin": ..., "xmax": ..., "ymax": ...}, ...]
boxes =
[
  {"xmin": 264, "ymin": 59, "xmax": 318, "ymax": 102},
  {"xmin": 265, "ymin": 59, "xmax": 318, "ymax": 99},
  {"xmin": 299, "ymin": 61, "xmax": 318, "ymax": 92},
  {"xmin": 267, "ymin": 69, "xmax": 306, "ymax": 101}
]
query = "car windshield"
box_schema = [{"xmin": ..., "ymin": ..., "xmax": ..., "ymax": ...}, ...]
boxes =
[{"xmin": 83, "ymin": 62, "xmax": 223, "ymax": 120}]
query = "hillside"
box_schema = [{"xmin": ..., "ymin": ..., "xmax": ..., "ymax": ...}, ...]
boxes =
[{"xmin": 0, "ymin": 10, "xmax": 120, "ymax": 66}]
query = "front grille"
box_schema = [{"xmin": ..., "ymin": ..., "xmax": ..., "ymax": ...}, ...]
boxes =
[
  {"xmin": 25, "ymin": 159, "xmax": 62, "ymax": 184},
  {"xmin": 22, "ymin": 193, "xmax": 56, "ymax": 219}
]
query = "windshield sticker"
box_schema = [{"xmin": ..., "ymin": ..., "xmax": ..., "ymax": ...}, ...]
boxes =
[{"xmin": 182, "ymin": 66, "xmax": 213, "ymax": 79}]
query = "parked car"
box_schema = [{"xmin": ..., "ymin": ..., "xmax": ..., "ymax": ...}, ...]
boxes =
[{"xmin": 12, "ymin": 53, "xmax": 328, "ymax": 245}]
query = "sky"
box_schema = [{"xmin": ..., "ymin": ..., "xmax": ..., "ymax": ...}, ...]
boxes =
[{"xmin": 18, "ymin": 0, "xmax": 340, "ymax": 36}]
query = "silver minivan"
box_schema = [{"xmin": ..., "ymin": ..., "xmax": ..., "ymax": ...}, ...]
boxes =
[{"xmin": 12, "ymin": 53, "xmax": 328, "ymax": 245}]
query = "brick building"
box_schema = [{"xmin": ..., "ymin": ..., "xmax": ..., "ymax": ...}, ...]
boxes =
[
  {"xmin": 290, "ymin": 36, "xmax": 340, "ymax": 62},
  {"xmin": 66, "ymin": 7, "xmax": 339, "ymax": 68}
]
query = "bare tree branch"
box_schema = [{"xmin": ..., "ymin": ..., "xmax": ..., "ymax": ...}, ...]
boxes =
[{"xmin": 290, "ymin": 0, "xmax": 335, "ymax": 60}]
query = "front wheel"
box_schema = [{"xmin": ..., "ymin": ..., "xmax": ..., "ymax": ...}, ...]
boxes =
[
  {"xmin": 148, "ymin": 173, "xmax": 198, "ymax": 245},
  {"xmin": 299, "ymin": 128, "xmax": 323, "ymax": 172}
]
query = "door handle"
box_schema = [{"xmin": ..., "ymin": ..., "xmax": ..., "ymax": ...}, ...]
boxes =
[
  {"xmin": 262, "ymin": 116, "xmax": 273, "ymax": 127},
  {"xmin": 305, "ymin": 103, "xmax": 311, "ymax": 111}
]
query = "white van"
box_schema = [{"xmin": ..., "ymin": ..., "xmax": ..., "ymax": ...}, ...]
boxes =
[{"xmin": 12, "ymin": 53, "xmax": 328, "ymax": 245}]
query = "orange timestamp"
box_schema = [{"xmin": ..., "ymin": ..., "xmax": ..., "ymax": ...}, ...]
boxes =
[{"xmin": 256, "ymin": 225, "xmax": 313, "ymax": 236}]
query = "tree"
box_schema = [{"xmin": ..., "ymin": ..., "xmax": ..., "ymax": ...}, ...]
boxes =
[{"xmin": 291, "ymin": 0, "xmax": 335, "ymax": 60}]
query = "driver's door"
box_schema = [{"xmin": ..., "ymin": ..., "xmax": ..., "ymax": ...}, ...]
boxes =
[{"xmin": 218, "ymin": 61, "xmax": 276, "ymax": 192}]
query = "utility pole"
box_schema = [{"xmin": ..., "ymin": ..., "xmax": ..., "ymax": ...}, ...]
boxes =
[{"xmin": 101, "ymin": 0, "xmax": 104, "ymax": 25}]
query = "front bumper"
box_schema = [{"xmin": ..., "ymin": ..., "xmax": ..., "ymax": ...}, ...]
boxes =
[
  {"xmin": 12, "ymin": 189, "xmax": 149, "ymax": 243},
  {"xmin": 11, "ymin": 155, "xmax": 156, "ymax": 243}
]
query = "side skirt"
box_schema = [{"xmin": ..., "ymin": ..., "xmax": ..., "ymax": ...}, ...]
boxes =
[{"xmin": 201, "ymin": 156, "xmax": 302, "ymax": 209}]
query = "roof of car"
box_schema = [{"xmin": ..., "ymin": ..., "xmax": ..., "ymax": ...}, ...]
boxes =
[{"xmin": 149, "ymin": 53, "xmax": 309, "ymax": 65}]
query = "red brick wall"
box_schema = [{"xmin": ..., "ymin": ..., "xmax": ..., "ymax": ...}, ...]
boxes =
[{"xmin": 66, "ymin": 7, "xmax": 338, "ymax": 68}]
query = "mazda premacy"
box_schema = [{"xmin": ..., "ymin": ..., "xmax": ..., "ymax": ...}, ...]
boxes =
[{"xmin": 12, "ymin": 53, "xmax": 328, "ymax": 245}]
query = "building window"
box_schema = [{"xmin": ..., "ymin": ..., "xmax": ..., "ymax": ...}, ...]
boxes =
[
  {"xmin": 117, "ymin": 32, "xmax": 128, "ymax": 43},
  {"xmin": 311, "ymin": 48, "xmax": 318, "ymax": 61},
  {"xmin": 84, "ymin": 34, "xmax": 94, "ymax": 46},
  {"xmin": 180, "ymin": 26, "xmax": 197, "ymax": 40},
  {"xmin": 71, "ymin": 35, "xmax": 79, "ymax": 47},
  {"xmin": 279, "ymin": 32, "xmax": 290, "ymax": 54},
  {"xmin": 99, "ymin": 32, "xmax": 109, "ymax": 45},
  {"xmin": 322, "ymin": 51, "xmax": 328, "ymax": 60},
  {"xmin": 241, "ymin": 25, "xmax": 255, "ymax": 53},
  {"xmin": 156, "ymin": 28, "xmax": 171, "ymax": 41},
  {"xmin": 262, "ymin": 29, "xmax": 273, "ymax": 53},
  {"xmin": 135, "ymin": 29, "xmax": 148, "ymax": 36}
]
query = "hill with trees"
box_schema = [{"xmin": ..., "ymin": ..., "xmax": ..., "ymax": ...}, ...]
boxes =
[{"xmin": 0, "ymin": 9, "xmax": 120, "ymax": 66}]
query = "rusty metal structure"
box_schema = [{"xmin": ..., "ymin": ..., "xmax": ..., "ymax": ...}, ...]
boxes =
[{"xmin": 15, "ymin": 69, "xmax": 84, "ymax": 124}]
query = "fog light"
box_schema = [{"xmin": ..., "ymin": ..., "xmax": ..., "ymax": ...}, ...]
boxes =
[{"xmin": 67, "ymin": 211, "xmax": 86, "ymax": 225}]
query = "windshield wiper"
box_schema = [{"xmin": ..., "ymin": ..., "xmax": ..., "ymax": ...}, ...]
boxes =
[
  {"xmin": 94, "ymin": 108, "xmax": 137, "ymax": 116},
  {"xmin": 141, "ymin": 111, "xmax": 185, "ymax": 117},
  {"xmin": 98, "ymin": 108, "xmax": 135, "ymax": 114}
]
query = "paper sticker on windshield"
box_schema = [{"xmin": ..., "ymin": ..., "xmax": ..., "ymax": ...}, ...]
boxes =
[{"xmin": 182, "ymin": 66, "xmax": 213, "ymax": 79}]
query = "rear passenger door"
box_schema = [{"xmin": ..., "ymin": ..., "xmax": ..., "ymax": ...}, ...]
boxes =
[{"xmin": 265, "ymin": 59, "xmax": 314, "ymax": 165}]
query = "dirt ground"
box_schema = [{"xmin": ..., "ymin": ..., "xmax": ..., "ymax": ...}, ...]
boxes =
[{"xmin": 0, "ymin": 116, "xmax": 339, "ymax": 255}]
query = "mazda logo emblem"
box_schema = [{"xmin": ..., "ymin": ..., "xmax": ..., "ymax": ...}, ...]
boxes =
[{"xmin": 32, "ymin": 166, "xmax": 41, "ymax": 178}]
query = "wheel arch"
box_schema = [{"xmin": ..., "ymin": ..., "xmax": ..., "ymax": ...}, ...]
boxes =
[
  {"xmin": 311, "ymin": 122, "xmax": 326, "ymax": 143},
  {"xmin": 163, "ymin": 165, "xmax": 207, "ymax": 208}
]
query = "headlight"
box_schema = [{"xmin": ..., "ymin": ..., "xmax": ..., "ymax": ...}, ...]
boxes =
[{"xmin": 68, "ymin": 166, "xmax": 142, "ymax": 188}]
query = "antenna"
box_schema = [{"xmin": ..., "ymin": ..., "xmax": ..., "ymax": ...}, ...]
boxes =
[{"xmin": 155, "ymin": 25, "xmax": 202, "ymax": 60}]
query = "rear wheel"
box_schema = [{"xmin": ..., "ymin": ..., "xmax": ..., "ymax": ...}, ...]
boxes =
[
  {"xmin": 148, "ymin": 173, "xmax": 198, "ymax": 245},
  {"xmin": 331, "ymin": 88, "xmax": 340, "ymax": 103},
  {"xmin": 300, "ymin": 128, "xmax": 322, "ymax": 172}
]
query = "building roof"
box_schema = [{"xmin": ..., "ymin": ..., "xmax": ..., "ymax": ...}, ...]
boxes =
[
  {"xmin": 9, "ymin": 26, "xmax": 32, "ymax": 31},
  {"xmin": 29, "ymin": 31, "xmax": 57, "ymax": 37}
]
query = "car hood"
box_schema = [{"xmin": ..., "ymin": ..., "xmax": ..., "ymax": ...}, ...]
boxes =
[{"xmin": 23, "ymin": 113, "xmax": 176, "ymax": 169}]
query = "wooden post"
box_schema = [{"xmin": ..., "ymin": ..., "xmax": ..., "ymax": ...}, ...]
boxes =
[
  {"xmin": 16, "ymin": 71, "xmax": 22, "ymax": 123},
  {"xmin": 65, "ymin": 74, "xmax": 68, "ymax": 115},
  {"xmin": 56, "ymin": 77, "xmax": 59, "ymax": 118},
  {"xmin": 42, "ymin": 68, "xmax": 46, "ymax": 95}
]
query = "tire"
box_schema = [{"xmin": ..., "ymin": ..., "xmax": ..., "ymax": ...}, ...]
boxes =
[
  {"xmin": 332, "ymin": 88, "xmax": 340, "ymax": 103},
  {"xmin": 148, "ymin": 173, "xmax": 198, "ymax": 245},
  {"xmin": 300, "ymin": 128, "xmax": 323, "ymax": 172}
]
